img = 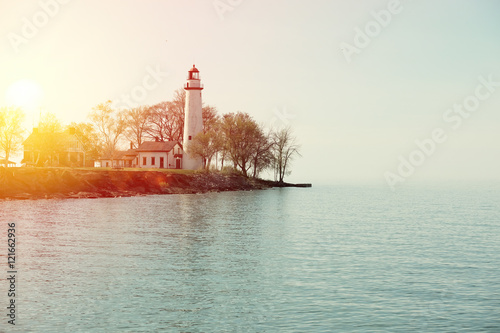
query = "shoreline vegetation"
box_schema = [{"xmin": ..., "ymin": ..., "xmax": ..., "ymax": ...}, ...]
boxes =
[{"xmin": 0, "ymin": 167, "xmax": 311, "ymax": 200}]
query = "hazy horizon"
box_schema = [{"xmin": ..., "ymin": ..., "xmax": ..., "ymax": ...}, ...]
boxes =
[{"xmin": 2, "ymin": 0, "xmax": 500, "ymax": 187}]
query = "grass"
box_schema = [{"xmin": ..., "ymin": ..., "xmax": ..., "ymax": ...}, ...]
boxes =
[
  {"xmin": 80, "ymin": 167, "xmax": 197, "ymax": 175},
  {"xmin": 5, "ymin": 166, "xmax": 270, "ymax": 179},
  {"xmin": 5, "ymin": 166, "xmax": 197, "ymax": 175}
]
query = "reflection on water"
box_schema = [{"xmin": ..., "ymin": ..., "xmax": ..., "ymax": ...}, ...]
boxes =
[{"xmin": 0, "ymin": 185, "xmax": 500, "ymax": 332}]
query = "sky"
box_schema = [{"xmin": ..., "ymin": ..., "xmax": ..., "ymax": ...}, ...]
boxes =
[{"xmin": 1, "ymin": 0, "xmax": 500, "ymax": 187}]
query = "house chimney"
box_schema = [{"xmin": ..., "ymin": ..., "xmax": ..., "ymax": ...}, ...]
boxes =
[
  {"xmin": 130, "ymin": 142, "xmax": 134, "ymax": 150},
  {"xmin": 68, "ymin": 127, "xmax": 76, "ymax": 135},
  {"xmin": 33, "ymin": 128, "xmax": 38, "ymax": 134}
]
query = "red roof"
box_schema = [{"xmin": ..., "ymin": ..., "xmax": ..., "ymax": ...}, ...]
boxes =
[
  {"xmin": 189, "ymin": 64, "xmax": 199, "ymax": 72},
  {"xmin": 135, "ymin": 141, "xmax": 180, "ymax": 152},
  {"xmin": 98, "ymin": 150, "xmax": 128, "ymax": 160},
  {"xmin": 124, "ymin": 149, "xmax": 137, "ymax": 156}
]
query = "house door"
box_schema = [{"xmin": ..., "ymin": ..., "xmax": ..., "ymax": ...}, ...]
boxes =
[
  {"xmin": 160, "ymin": 157, "xmax": 164, "ymax": 168},
  {"xmin": 176, "ymin": 159, "xmax": 181, "ymax": 169}
]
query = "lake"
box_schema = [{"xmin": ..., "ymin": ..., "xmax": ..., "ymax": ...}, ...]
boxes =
[{"xmin": 1, "ymin": 185, "xmax": 499, "ymax": 332}]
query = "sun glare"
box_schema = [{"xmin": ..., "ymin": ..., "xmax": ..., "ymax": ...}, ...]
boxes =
[{"xmin": 5, "ymin": 79, "xmax": 44, "ymax": 111}]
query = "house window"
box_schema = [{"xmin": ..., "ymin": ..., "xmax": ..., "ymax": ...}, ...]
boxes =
[
  {"xmin": 177, "ymin": 148, "xmax": 181, "ymax": 154},
  {"xmin": 151, "ymin": 157, "xmax": 155, "ymax": 165},
  {"xmin": 106, "ymin": 162, "xmax": 109, "ymax": 167},
  {"xmin": 143, "ymin": 157, "xmax": 147, "ymax": 166},
  {"xmin": 189, "ymin": 136, "xmax": 192, "ymax": 140}
]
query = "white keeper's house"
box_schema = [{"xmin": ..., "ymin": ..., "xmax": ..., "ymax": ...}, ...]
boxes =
[
  {"xmin": 97, "ymin": 64, "xmax": 204, "ymax": 169},
  {"xmin": 135, "ymin": 140, "xmax": 183, "ymax": 169}
]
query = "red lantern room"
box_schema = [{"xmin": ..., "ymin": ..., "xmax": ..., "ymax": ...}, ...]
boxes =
[{"xmin": 188, "ymin": 64, "xmax": 200, "ymax": 80}]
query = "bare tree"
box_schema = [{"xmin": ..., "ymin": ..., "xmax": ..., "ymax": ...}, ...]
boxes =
[
  {"xmin": 124, "ymin": 105, "xmax": 151, "ymax": 148},
  {"xmin": 146, "ymin": 101, "xmax": 183, "ymax": 142},
  {"xmin": 89, "ymin": 100, "xmax": 126, "ymax": 159},
  {"xmin": 250, "ymin": 128, "xmax": 274, "ymax": 178},
  {"xmin": 145, "ymin": 88, "xmax": 187, "ymax": 143},
  {"xmin": 271, "ymin": 126, "xmax": 301, "ymax": 183},
  {"xmin": 146, "ymin": 102, "xmax": 169, "ymax": 142},
  {"xmin": 171, "ymin": 88, "xmax": 186, "ymax": 141},
  {"xmin": 0, "ymin": 107, "xmax": 24, "ymax": 167},
  {"xmin": 145, "ymin": 90, "xmax": 217, "ymax": 145}
]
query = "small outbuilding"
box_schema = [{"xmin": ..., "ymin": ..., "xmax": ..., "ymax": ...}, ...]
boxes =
[{"xmin": 0, "ymin": 158, "xmax": 16, "ymax": 167}]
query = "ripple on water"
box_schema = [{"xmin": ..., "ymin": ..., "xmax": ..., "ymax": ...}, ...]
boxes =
[{"xmin": 0, "ymin": 186, "xmax": 499, "ymax": 332}]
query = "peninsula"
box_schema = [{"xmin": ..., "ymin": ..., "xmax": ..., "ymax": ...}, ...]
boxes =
[{"xmin": 0, "ymin": 167, "xmax": 309, "ymax": 200}]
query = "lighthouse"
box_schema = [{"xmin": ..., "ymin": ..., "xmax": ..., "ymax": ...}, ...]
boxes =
[{"xmin": 182, "ymin": 64, "xmax": 204, "ymax": 170}]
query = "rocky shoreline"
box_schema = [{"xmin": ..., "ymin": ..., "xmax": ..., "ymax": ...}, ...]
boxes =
[{"xmin": 0, "ymin": 167, "xmax": 294, "ymax": 200}]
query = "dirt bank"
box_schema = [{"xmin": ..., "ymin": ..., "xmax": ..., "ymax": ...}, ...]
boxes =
[{"xmin": 0, "ymin": 167, "xmax": 277, "ymax": 200}]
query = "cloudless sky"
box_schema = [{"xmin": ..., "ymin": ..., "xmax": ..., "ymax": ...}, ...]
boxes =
[{"xmin": 1, "ymin": 0, "xmax": 500, "ymax": 186}]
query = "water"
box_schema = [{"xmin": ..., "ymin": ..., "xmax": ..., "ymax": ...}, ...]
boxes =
[{"xmin": 1, "ymin": 185, "xmax": 500, "ymax": 332}]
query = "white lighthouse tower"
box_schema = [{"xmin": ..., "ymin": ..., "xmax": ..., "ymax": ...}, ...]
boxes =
[{"xmin": 182, "ymin": 64, "xmax": 204, "ymax": 170}]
